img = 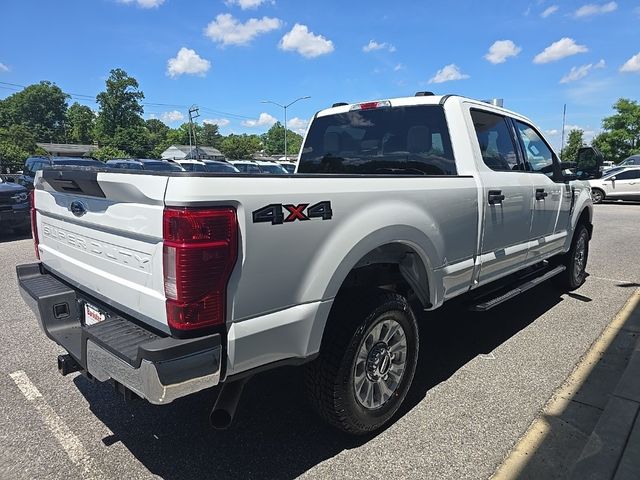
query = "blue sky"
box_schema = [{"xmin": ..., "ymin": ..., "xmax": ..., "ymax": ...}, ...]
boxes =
[{"xmin": 1, "ymin": 0, "xmax": 639, "ymax": 149}]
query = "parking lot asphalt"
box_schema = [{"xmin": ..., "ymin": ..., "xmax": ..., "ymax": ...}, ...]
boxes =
[{"xmin": 0, "ymin": 202, "xmax": 639, "ymax": 480}]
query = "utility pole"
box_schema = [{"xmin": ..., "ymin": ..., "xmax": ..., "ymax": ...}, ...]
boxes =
[
  {"xmin": 188, "ymin": 105, "xmax": 200, "ymax": 158},
  {"xmin": 261, "ymin": 96, "xmax": 310, "ymax": 159},
  {"xmin": 560, "ymin": 104, "xmax": 567, "ymax": 160}
]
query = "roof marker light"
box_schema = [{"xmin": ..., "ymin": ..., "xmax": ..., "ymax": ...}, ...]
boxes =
[{"xmin": 350, "ymin": 100, "xmax": 391, "ymax": 111}]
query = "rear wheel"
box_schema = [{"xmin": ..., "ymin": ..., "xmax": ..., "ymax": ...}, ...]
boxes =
[
  {"xmin": 553, "ymin": 223, "xmax": 590, "ymax": 290},
  {"xmin": 591, "ymin": 188, "xmax": 604, "ymax": 204},
  {"xmin": 305, "ymin": 289, "xmax": 419, "ymax": 435}
]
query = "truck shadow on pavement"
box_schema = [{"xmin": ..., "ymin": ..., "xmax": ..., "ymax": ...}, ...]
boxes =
[
  {"xmin": 0, "ymin": 229, "xmax": 31, "ymax": 244},
  {"xmin": 74, "ymin": 284, "xmax": 564, "ymax": 480}
]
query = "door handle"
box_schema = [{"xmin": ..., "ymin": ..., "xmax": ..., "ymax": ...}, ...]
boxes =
[
  {"xmin": 488, "ymin": 190, "xmax": 505, "ymax": 205},
  {"xmin": 535, "ymin": 188, "xmax": 548, "ymax": 200}
]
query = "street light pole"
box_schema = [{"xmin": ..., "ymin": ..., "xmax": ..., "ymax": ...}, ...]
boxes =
[{"xmin": 261, "ymin": 96, "xmax": 310, "ymax": 160}]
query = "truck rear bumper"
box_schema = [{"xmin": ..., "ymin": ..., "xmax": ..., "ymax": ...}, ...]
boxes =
[{"xmin": 16, "ymin": 262, "xmax": 222, "ymax": 404}]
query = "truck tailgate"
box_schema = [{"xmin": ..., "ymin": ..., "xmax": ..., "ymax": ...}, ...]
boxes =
[{"xmin": 35, "ymin": 170, "xmax": 170, "ymax": 332}]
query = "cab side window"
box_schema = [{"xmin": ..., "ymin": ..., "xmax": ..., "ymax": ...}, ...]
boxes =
[
  {"xmin": 471, "ymin": 110, "xmax": 522, "ymax": 171},
  {"xmin": 515, "ymin": 121, "xmax": 556, "ymax": 175},
  {"xmin": 614, "ymin": 170, "xmax": 640, "ymax": 180}
]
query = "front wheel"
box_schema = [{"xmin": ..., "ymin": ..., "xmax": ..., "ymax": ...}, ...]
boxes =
[
  {"xmin": 305, "ymin": 290, "xmax": 419, "ymax": 435},
  {"xmin": 552, "ymin": 223, "xmax": 590, "ymax": 290},
  {"xmin": 591, "ymin": 188, "xmax": 604, "ymax": 204}
]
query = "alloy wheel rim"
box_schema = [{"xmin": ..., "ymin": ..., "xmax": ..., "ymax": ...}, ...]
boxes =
[
  {"xmin": 353, "ymin": 318, "xmax": 408, "ymax": 410},
  {"xmin": 574, "ymin": 234, "xmax": 587, "ymax": 281}
]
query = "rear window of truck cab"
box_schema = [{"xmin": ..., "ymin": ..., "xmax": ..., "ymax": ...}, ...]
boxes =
[{"xmin": 298, "ymin": 105, "xmax": 457, "ymax": 175}]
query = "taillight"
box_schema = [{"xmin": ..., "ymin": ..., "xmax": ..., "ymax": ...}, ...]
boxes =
[
  {"xmin": 163, "ymin": 207, "xmax": 238, "ymax": 334},
  {"xmin": 30, "ymin": 190, "xmax": 40, "ymax": 259}
]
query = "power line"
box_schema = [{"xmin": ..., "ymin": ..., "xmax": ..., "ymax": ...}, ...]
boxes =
[{"xmin": 0, "ymin": 81, "xmax": 256, "ymax": 120}]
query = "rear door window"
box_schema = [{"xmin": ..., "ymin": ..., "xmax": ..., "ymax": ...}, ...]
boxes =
[
  {"xmin": 298, "ymin": 105, "xmax": 457, "ymax": 175},
  {"xmin": 470, "ymin": 110, "xmax": 522, "ymax": 171}
]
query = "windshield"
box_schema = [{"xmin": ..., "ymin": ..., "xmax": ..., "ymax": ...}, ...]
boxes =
[
  {"xmin": 298, "ymin": 105, "xmax": 457, "ymax": 175},
  {"xmin": 144, "ymin": 162, "xmax": 183, "ymax": 172},
  {"xmin": 259, "ymin": 163, "xmax": 287, "ymax": 174}
]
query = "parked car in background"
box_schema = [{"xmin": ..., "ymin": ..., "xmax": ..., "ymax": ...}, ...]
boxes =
[
  {"xmin": 278, "ymin": 161, "xmax": 297, "ymax": 173},
  {"xmin": 228, "ymin": 160, "xmax": 263, "ymax": 174},
  {"xmin": 619, "ymin": 155, "xmax": 640, "ymax": 167},
  {"xmin": 588, "ymin": 166, "xmax": 640, "ymax": 203},
  {"xmin": 0, "ymin": 175, "xmax": 30, "ymax": 233},
  {"xmin": 19, "ymin": 156, "xmax": 105, "ymax": 189},
  {"xmin": 171, "ymin": 159, "xmax": 239, "ymax": 173},
  {"xmin": 601, "ymin": 160, "xmax": 615, "ymax": 171},
  {"xmin": 254, "ymin": 160, "xmax": 288, "ymax": 174},
  {"xmin": 106, "ymin": 159, "xmax": 184, "ymax": 172}
]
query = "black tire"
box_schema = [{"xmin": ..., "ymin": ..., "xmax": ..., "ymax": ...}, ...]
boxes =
[
  {"xmin": 591, "ymin": 188, "xmax": 605, "ymax": 204},
  {"xmin": 552, "ymin": 223, "xmax": 590, "ymax": 291},
  {"xmin": 305, "ymin": 289, "xmax": 419, "ymax": 435}
]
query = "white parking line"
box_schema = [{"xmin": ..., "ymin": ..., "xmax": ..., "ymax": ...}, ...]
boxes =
[{"xmin": 9, "ymin": 370, "xmax": 104, "ymax": 480}]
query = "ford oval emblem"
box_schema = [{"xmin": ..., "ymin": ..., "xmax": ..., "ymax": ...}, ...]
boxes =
[{"xmin": 70, "ymin": 200, "xmax": 87, "ymax": 217}]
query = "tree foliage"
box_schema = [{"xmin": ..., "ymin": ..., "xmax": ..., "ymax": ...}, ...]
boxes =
[
  {"xmin": 261, "ymin": 122, "xmax": 303, "ymax": 156},
  {"xmin": 591, "ymin": 98, "xmax": 640, "ymax": 163},
  {"xmin": 560, "ymin": 129, "xmax": 584, "ymax": 162},
  {"xmin": 95, "ymin": 68, "xmax": 145, "ymax": 141},
  {"xmin": 92, "ymin": 146, "xmax": 129, "ymax": 161},
  {"xmin": 220, "ymin": 134, "xmax": 262, "ymax": 159},
  {"xmin": 66, "ymin": 102, "xmax": 95, "ymax": 144},
  {"xmin": 201, "ymin": 123, "xmax": 222, "ymax": 148},
  {"xmin": 0, "ymin": 81, "xmax": 69, "ymax": 141}
]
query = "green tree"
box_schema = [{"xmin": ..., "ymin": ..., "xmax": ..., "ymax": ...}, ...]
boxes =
[
  {"xmin": 0, "ymin": 142, "xmax": 30, "ymax": 172},
  {"xmin": 201, "ymin": 123, "xmax": 223, "ymax": 148},
  {"xmin": 560, "ymin": 129, "xmax": 584, "ymax": 162},
  {"xmin": 261, "ymin": 122, "xmax": 303, "ymax": 156},
  {"xmin": 0, "ymin": 124, "xmax": 37, "ymax": 152},
  {"xmin": 592, "ymin": 98, "xmax": 640, "ymax": 163},
  {"xmin": 0, "ymin": 81, "xmax": 69, "ymax": 141},
  {"xmin": 66, "ymin": 102, "xmax": 95, "ymax": 144},
  {"xmin": 92, "ymin": 146, "xmax": 129, "ymax": 161},
  {"xmin": 95, "ymin": 68, "xmax": 145, "ymax": 142},
  {"xmin": 220, "ymin": 134, "xmax": 262, "ymax": 159},
  {"xmin": 146, "ymin": 118, "xmax": 170, "ymax": 158},
  {"xmin": 110, "ymin": 125, "xmax": 152, "ymax": 158}
]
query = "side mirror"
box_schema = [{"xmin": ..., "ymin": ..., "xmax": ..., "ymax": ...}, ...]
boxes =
[
  {"xmin": 575, "ymin": 147, "xmax": 604, "ymax": 179},
  {"xmin": 609, "ymin": 176, "xmax": 616, "ymax": 182}
]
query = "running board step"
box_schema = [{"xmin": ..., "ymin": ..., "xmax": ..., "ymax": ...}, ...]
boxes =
[{"xmin": 469, "ymin": 265, "xmax": 566, "ymax": 312}]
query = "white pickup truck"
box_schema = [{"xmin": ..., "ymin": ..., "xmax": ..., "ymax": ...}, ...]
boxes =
[{"xmin": 17, "ymin": 93, "xmax": 600, "ymax": 435}]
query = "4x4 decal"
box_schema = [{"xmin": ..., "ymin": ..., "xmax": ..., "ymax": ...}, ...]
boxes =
[{"xmin": 252, "ymin": 201, "xmax": 333, "ymax": 225}]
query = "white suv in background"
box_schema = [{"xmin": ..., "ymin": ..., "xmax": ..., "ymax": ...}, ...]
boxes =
[{"xmin": 588, "ymin": 166, "xmax": 640, "ymax": 203}]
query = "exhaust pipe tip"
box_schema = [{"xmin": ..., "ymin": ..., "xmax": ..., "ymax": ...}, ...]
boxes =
[
  {"xmin": 209, "ymin": 377, "xmax": 250, "ymax": 430},
  {"xmin": 210, "ymin": 409, "xmax": 233, "ymax": 430}
]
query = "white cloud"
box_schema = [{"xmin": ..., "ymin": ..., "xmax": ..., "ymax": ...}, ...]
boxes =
[
  {"xmin": 205, "ymin": 14, "xmax": 282, "ymax": 46},
  {"xmin": 167, "ymin": 48, "xmax": 211, "ymax": 77},
  {"xmin": 203, "ymin": 118, "xmax": 231, "ymax": 127},
  {"xmin": 560, "ymin": 59, "xmax": 605, "ymax": 83},
  {"xmin": 620, "ymin": 52, "xmax": 640, "ymax": 73},
  {"xmin": 242, "ymin": 112, "xmax": 277, "ymax": 127},
  {"xmin": 117, "ymin": 0, "xmax": 164, "ymax": 8},
  {"xmin": 484, "ymin": 40, "xmax": 522, "ymax": 64},
  {"xmin": 279, "ymin": 24, "xmax": 334, "ymax": 58},
  {"xmin": 541, "ymin": 5, "xmax": 559, "ymax": 17},
  {"xmin": 225, "ymin": 0, "xmax": 270, "ymax": 9},
  {"xmin": 394, "ymin": 63, "xmax": 405, "ymax": 71},
  {"xmin": 160, "ymin": 111, "xmax": 184, "ymax": 123},
  {"xmin": 428, "ymin": 64, "xmax": 470, "ymax": 84},
  {"xmin": 362, "ymin": 40, "xmax": 396, "ymax": 53},
  {"xmin": 533, "ymin": 38, "xmax": 588, "ymax": 64},
  {"xmin": 0, "ymin": 63, "xmax": 9, "ymax": 72},
  {"xmin": 287, "ymin": 117, "xmax": 309, "ymax": 134},
  {"xmin": 546, "ymin": 129, "xmax": 560, "ymax": 136},
  {"xmin": 574, "ymin": 1, "xmax": 617, "ymax": 17}
]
